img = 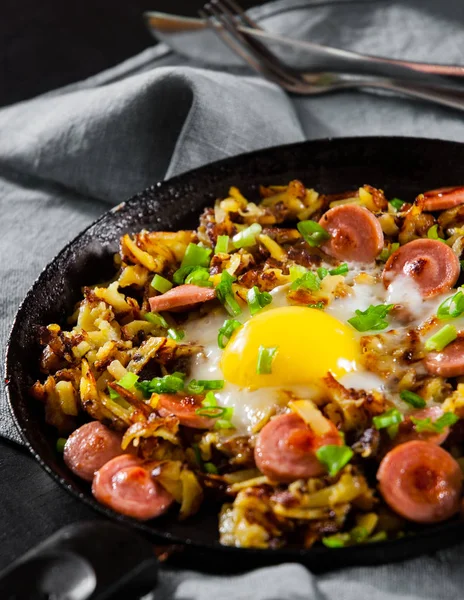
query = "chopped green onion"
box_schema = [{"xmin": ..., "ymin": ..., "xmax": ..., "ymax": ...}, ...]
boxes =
[
  {"xmin": 204, "ymin": 462, "xmax": 218, "ymax": 474},
  {"xmin": 232, "ymin": 223, "xmax": 262, "ymax": 249},
  {"xmin": 135, "ymin": 373, "xmax": 185, "ymax": 397},
  {"xmin": 437, "ymin": 290, "xmax": 464, "ymax": 320},
  {"xmin": 216, "ymin": 271, "xmax": 242, "ymax": 316},
  {"xmin": 256, "ymin": 346, "xmax": 278, "ymax": 375},
  {"xmin": 297, "ymin": 220, "xmax": 331, "ymax": 247},
  {"xmin": 195, "ymin": 406, "xmax": 227, "ymax": 418},
  {"xmin": 202, "ymin": 391, "xmax": 218, "ymax": 408},
  {"xmin": 289, "ymin": 264, "xmax": 307, "ymax": 281},
  {"xmin": 373, "ymin": 407, "xmax": 404, "ymax": 430},
  {"xmin": 348, "ymin": 304, "xmax": 394, "ymax": 332},
  {"xmin": 186, "ymin": 379, "xmax": 224, "ymax": 394},
  {"xmin": 173, "ymin": 265, "xmax": 197, "ymax": 285},
  {"xmin": 367, "ymin": 531, "xmax": 388, "ymax": 544},
  {"xmin": 316, "ymin": 445, "xmax": 353, "ymax": 477},
  {"xmin": 214, "ymin": 419, "xmax": 235, "ymax": 430},
  {"xmin": 390, "ymin": 198, "xmax": 405, "ymax": 211},
  {"xmin": 181, "ymin": 243, "xmax": 211, "ymax": 268},
  {"xmin": 168, "ymin": 328, "xmax": 185, "ymax": 342},
  {"xmin": 290, "ymin": 270, "xmax": 321, "ymax": 292},
  {"xmin": 108, "ymin": 386, "xmax": 120, "ymax": 400},
  {"xmin": 386, "ymin": 423, "xmax": 400, "ymax": 440},
  {"xmin": 185, "ymin": 266, "xmax": 213, "ymax": 288},
  {"xmin": 217, "ymin": 318, "xmax": 242, "ymax": 349},
  {"xmin": 117, "ymin": 372, "xmax": 139, "ymax": 390},
  {"xmin": 308, "ymin": 302, "xmax": 325, "ymax": 310},
  {"xmin": 427, "ymin": 224, "xmax": 445, "ymax": 242},
  {"xmin": 411, "ymin": 412, "xmax": 458, "ymax": 433},
  {"xmin": 399, "ymin": 390, "xmax": 426, "ymax": 409},
  {"xmin": 215, "ymin": 235, "xmax": 230, "ymax": 254},
  {"xmin": 56, "ymin": 437, "xmax": 67, "ymax": 453},
  {"xmin": 329, "ymin": 263, "xmax": 349, "ymax": 276},
  {"xmin": 151, "ymin": 274, "xmax": 173, "ymax": 293},
  {"xmin": 247, "ymin": 286, "xmax": 272, "ymax": 315},
  {"xmin": 424, "ymin": 324, "xmax": 457, "ymax": 352},
  {"xmin": 350, "ymin": 526, "xmax": 370, "ymax": 544},
  {"xmin": 186, "ymin": 380, "xmax": 204, "ymax": 394},
  {"xmin": 317, "ymin": 267, "xmax": 329, "ymax": 279},
  {"xmin": 378, "ymin": 243, "xmax": 399, "ymax": 262},
  {"xmin": 144, "ymin": 312, "xmax": 169, "ymax": 328},
  {"xmin": 322, "ymin": 533, "xmax": 350, "ymax": 548}
]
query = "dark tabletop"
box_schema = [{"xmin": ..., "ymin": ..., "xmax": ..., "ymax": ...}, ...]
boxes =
[{"xmin": 0, "ymin": 0, "xmax": 264, "ymax": 572}]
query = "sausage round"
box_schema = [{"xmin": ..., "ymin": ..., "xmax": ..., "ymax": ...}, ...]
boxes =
[
  {"xmin": 382, "ymin": 238, "xmax": 460, "ymax": 298},
  {"xmin": 377, "ymin": 440, "xmax": 462, "ymax": 523},
  {"xmin": 254, "ymin": 413, "xmax": 342, "ymax": 483},
  {"xmin": 424, "ymin": 337, "xmax": 464, "ymax": 378},
  {"xmin": 92, "ymin": 454, "xmax": 174, "ymax": 520},
  {"xmin": 318, "ymin": 205, "xmax": 384, "ymax": 263},
  {"xmin": 420, "ymin": 186, "xmax": 464, "ymax": 211},
  {"xmin": 148, "ymin": 284, "xmax": 216, "ymax": 312},
  {"xmin": 64, "ymin": 421, "xmax": 124, "ymax": 482},
  {"xmin": 393, "ymin": 406, "xmax": 449, "ymax": 446},
  {"xmin": 156, "ymin": 393, "xmax": 216, "ymax": 429}
]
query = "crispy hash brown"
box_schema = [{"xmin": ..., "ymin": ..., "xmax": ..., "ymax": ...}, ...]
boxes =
[{"xmin": 31, "ymin": 182, "xmax": 464, "ymax": 548}]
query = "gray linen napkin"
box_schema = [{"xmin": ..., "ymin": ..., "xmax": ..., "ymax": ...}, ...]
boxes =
[{"xmin": 2, "ymin": 0, "xmax": 464, "ymax": 596}]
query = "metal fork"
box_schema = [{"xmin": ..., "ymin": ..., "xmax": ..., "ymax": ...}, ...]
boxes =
[{"xmin": 200, "ymin": 0, "xmax": 464, "ymax": 112}]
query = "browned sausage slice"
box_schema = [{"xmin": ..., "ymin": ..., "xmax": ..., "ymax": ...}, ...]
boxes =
[
  {"xmin": 64, "ymin": 421, "xmax": 124, "ymax": 482},
  {"xmin": 424, "ymin": 337, "xmax": 464, "ymax": 377},
  {"xmin": 254, "ymin": 413, "xmax": 342, "ymax": 483},
  {"xmin": 393, "ymin": 406, "xmax": 449, "ymax": 446},
  {"xmin": 377, "ymin": 441, "xmax": 462, "ymax": 523},
  {"xmin": 420, "ymin": 186, "xmax": 464, "ymax": 211},
  {"xmin": 92, "ymin": 454, "xmax": 174, "ymax": 520},
  {"xmin": 318, "ymin": 205, "xmax": 384, "ymax": 262},
  {"xmin": 383, "ymin": 238, "xmax": 460, "ymax": 298},
  {"xmin": 156, "ymin": 393, "xmax": 216, "ymax": 429},
  {"xmin": 148, "ymin": 284, "xmax": 216, "ymax": 312}
]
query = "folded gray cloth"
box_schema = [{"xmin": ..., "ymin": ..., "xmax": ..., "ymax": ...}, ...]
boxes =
[{"xmin": 1, "ymin": 0, "xmax": 464, "ymax": 597}]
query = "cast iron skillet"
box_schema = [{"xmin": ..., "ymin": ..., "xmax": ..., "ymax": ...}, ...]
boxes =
[{"xmin": 6, "ymin": 137, "xmax": 464, "ymax": 572}]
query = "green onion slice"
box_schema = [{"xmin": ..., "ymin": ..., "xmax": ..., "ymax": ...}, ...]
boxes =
[
  {"xmin": 117, "ymin": 372, "xmax": 139, "ymax": 390},
  {"xmin": 379, "ymin": 243, "xmax": 400, "ymax": 262},
  {"xmin": 308, "ymin": 302, "xmax": 325, "ymax": 310},
  {"xmin": 151, "ymin": 274, "xmax": 173, "ymax": 293},
  {"xmin": 290, "ymin": 270, "xmax": 321, "ymax": 292},
  {"xmin": 427, "ymin": 224, "xmax": 445, "ymax": 242},
  {"xmin": 256, "ymin": 346, "xmax": 278, "ymax": 375},
  {"xmin": 247, "ymin": 286, "xmax": 272, "ymax": 315},
  {"xmin": 144, "ymin": 312, "xmax": 169, "ymax": 328},
  {"xmin": 215, "ymin": 235, "xmax": 230, "ymax": 254},
  {"xmin": 329, "ymin": 263, "xmax": 349, "ymax": 276},
  {"xmin": 56, "ymin": 437, "xmax": 67, "ymax": 453},
  {"xmin": 216, "ymin": 271, "xmax": 242, "ymax": 316},
  {"xmin": 424, "ymin": 324, "xmax": 457, "ymax": 352},
  {"xmin": 297, "ymin": 220, "xmax": 331, "ymax": 247},
  {"xmin": 316, "ymin": 445, "xmax": 354, "ymax": 477},
  {"xmin": 317, "ymin": 267, "xmax": 329, "ymax": 279},
  {"xmin": 232, "ymin": 223, "xmax": 262, "ymax": 249},
  {"xmin": 214, "ymin": 419, "xmax": 235, "ymax": 430},
  {"xmin": 185, "ymin": 266, "xmax": 213, "ymax": 288},
  {"xmin": 173, "ymin": 265, "xmax": 197, "ymax": 285},
  {"xmin": 289, "ymin": 265, "xmax": 307, "ymax": 281},
  {"xmin": 108, "ymin": 386, "xmax": 120, "ymax": 400},
  {"xmin": 389, "ymin": 198, "xmax": 405, "ymax": 211},
  {"xmin": 373, "ymin": 407, "xmax": 404, "ymax": 430},
  {"xmin": 399, "ymin": 390, "xmax": 426, "ymax": 409},
  {"xmin": 181, "ymin": 243, "xmax": 212, "ymax": 268},
  {"xmin": 186, "ymin": 379, "xmax": 224, "ymax": 394},
  {"xmin": 217, "ymin": 318, "xmax": 242, "ymax": 349},
  {"xmin": 204, "ymin": 462, "xmax": 218, "ymax": 474},
  {"xmin": 195, "ymin": 406, "xmax": 226, "ymax": 418},
  {"xmin": 437, "ymin": 290, "xmax": 464, "ymax": 320},
  {"xmin": 348, "ymin": 304, "xmax": 394, "ymax": 332},
  {"xmin": 135, "ymin": 373, "xmax": 185, "ymax": 397},
  {"xmin": 411, "ymin": 412, "xmax": 458, "ymax": 433},
  {"xmin": 168, "ymin": 328, "xmax": 185, "ymax": 342},
  {"xmin": 202, "ymin": 391, "xmax": 218, "ymax": 408}
]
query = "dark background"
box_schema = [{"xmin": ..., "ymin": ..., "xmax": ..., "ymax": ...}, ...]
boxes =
[{"xmin": 1, "ymin": 0, "xmax": 260, "ymax": 107}]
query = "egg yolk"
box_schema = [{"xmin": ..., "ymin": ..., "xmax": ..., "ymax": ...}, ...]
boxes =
[{"xmin": 221, "ymin": 306, "xmax": 361, "ymax": 388}]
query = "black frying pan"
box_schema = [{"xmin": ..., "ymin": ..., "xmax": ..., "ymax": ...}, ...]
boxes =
[{"xmin": 6, "ymin": 137, "xmax": 464, "ymax": 572}]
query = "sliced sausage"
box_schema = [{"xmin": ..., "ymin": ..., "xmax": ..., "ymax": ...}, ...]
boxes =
[
  {"xmin": 254, "ymin": 413, "xmax": 342, "ymax": 483},
  {"xmin": 318, "ymin": 204, "xmax": 384, "ymax": 263},
  {"xmin": 64, "ymin": 421, "xmax": 124, "ymax": 482},
  {"xmin": 420, "ymin": 186, "xmax": 464, "ymax": 211},
  {"xmin": 424, "ymin": 337, "xmax": 464, "ymax": 377},
  {"xmin": 383, "ymin": 238, "xmax": 460, "ymax": 298},
  {"xmin": 393, "ymin": 406, "xmax": 449, "ymax": 446},
  {"xmin": 156, "ymin": 393, "xmax": 216, "ymax": 429},
  {"xmin": 377, "ymin": 440, "xmax": 462, "ymax": 523},
  {"xmin": 148, "ymin": 284, "xmax": 216, "ymax": 312},
  {"xmin": 92, "ymin": 454, "xmax": 174, "ymax": 520}
]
